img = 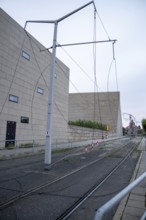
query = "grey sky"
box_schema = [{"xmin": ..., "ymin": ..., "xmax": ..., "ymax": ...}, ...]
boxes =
[{"xmin": 1, "ymin": 0, "xmax": 145, "ymax": 127}]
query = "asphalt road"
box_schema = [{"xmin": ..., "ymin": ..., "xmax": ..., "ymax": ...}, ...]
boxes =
[{"xmin": 0, "ymin": 138, "xmax": 140, "ymax": 220}]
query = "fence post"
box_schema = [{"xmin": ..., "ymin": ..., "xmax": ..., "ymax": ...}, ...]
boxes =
[
  {"xmin": 32, "ymin": 139, "xmax": 35, "ymax": 152},
  {"xmin": 56, "ymin": 138, "xmax": 57, "ymax": 149},
  {"xmin": 15, "ymin": 140, "xmax": 17, "ymax": 155}
]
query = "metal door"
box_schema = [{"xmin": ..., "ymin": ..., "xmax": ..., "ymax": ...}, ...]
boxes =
[{"xmin": 5, "ymin": 121, "xmax": 16, "ymax": 148}]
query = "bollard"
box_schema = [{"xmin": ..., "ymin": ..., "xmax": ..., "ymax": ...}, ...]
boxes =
[
  {"xmin": 85, "ymin": 145, "xmax": 88, "ymax": 153},
  {"xmin": 91, "ymin": 143, "xmax": 94, "ymax": 151}
]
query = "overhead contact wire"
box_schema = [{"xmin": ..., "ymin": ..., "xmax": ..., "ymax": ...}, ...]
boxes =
[{"xmin": 93, "ymin": 9, "xmax": 105, "ymax": 142}]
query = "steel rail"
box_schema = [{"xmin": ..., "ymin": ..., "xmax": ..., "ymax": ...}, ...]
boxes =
[
  {"xmin": 0, "ymin": 139, "xmax": 136, "ymax": 211},
  {"xmin": 0, "ymin": 151, "xmax": 109, "ymax": 210},
  {"xmin": 0, "ymin": 139, "xmax": 117, "ymax": 172}
]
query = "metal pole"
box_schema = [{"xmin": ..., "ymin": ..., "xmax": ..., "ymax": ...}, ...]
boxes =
[
  {"xmin": 40, "ymin": 39, "xmax": 117, "ymax": 51},
  {"xmin": 24, "ymin": 1, "xmax": 104, "ymax": 169},
  {"xmin": 45, "ymin": 21, "xmax": 58, "ymax": 168},
  {"xmin": 57, "ymin": 1, "xmax": 94, "ymax": 22}
]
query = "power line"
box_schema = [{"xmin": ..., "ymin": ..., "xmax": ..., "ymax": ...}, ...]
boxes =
[
  {"xmin": 26, "ymin": 33, "xmax": 87, "ymax": 138},
  {"xmin": 57, "ymin": 44, "xmax": 103, "ymax": 92},
  {"xmin": 58, "ymin": 45, "xmax": 95, "ymax": 85},
  {"xmin": 92, "ymin": 8, "xmax": 105, "ymax": 141},
  {"xmin": 26, "ymin": 32, "xmax": 96, "ymax": 137},
  {"xmin": 106, "ymin": 42, "xmax": 120, "ymax": 133},
  {"xmin": 94, "ymin": 3, "xmax": 111, "ymax": 40},
  {"xmin": 0, "ymin": 34, "xmax": 27, "ymax": 116},
  {"xmin": 25, "ymin": 31, "xmax": 51, "ymax": 138},
  {"xmin": 56, "ymin": 60, "xmax": 96, "ymax": 117}
]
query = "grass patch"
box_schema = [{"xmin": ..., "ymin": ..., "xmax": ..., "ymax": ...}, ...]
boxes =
[
  {"xmin": 63, "ymin": 157, "xmax": 72, "ymax": 162},
  {"xmin": 20, "ymin": 143, "xmax": 33, "ymax": 148},
  {"xmin": 52, "ymin": 148, "xmax": 72, "ymax": 154},
  {"xmin": 68, "ymin": 119, "xmax": 108, "ymax": 131},
  {"xmin": 6, "ymin": 145, "xmax": 15, "ymax": 149}
]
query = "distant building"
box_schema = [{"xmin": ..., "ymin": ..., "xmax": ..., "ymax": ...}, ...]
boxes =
[
  {"xmin": 0, "ymin": 8, "xmax": 69, "ymax": 147},
  {"xmin": 125, "ymin": 119, "xmax": 138, "ymax": 137},
  {"xmin": 68, "ymin": 92, "xmax": 123, "ymax": 136}
]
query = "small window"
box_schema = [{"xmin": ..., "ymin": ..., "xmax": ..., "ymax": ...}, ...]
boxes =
[
  {"xmin": 37, "ymin": 87, "xmax": 44, "ymax": 94},
  {"xmin": 22, "ymin": 51, "xmax": 30, "ymax": 60},
  {"xmin": 9, "ymin": 95, "xmax": 18, "ymax": 103},
  {"xmin": 21, "ymin": 116, "xmax": 29, "ymax": 124}
]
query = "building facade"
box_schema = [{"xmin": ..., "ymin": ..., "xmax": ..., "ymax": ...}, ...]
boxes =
[
  {"xmin": 0, "ymin": 9, "xmax": 69, "ymax": 147},
  {"xmin": 68, "ymin": 92, "xmax": 123, "ymax": 136}
]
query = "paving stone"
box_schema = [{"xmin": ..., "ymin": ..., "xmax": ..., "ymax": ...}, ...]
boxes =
[
  {"xmin": 114, "ymin": 145, "xmax": 146, "ymax": 219},
  {"xmin": 127, "ymin": 199, "xmax": 145, "ymax": 209},
  {"xmin": 129, "ymin": 194, "xmax": 145, "ymax": 202},
  {"xmin": 124, "ymin": 206, "xmax": 145, "ymax": 218}
]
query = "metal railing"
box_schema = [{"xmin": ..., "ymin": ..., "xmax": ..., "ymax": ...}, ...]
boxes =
[
  {"xmin": 141, "ymin": 211, "xmax": 146, "ymax": 220},
  {"xmin": 0, "ymin": 139, "xmax": 45, "ymax": 159},
  {"xmin": 94, "ymin": 171, "xmax": 146, "ymax": 220},
  {"xmin": 0, "ymin": 136, "xmax": 122, "ymax": 159}
]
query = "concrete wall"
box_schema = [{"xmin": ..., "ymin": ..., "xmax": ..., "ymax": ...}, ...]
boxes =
[
  {"xmin": 68, "ymin": 125, "xmax": 116, "ymax": 141},
  {"xmin": 0, "ymin": 9, "xmax": 69, "ymax": 147},
  {"xmin": 68, "ymin": 92, "xmax": 123, "ymax": 136}
]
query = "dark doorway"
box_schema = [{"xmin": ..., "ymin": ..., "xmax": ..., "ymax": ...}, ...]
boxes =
[{"xmin": 5, "ymin": 121, "xmax": 16, "ymax": 148}]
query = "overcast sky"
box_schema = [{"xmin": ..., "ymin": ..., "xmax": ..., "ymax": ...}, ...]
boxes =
[{"xmin": 1, "ymin": 0, "xmax": 146, "ymax": 127}]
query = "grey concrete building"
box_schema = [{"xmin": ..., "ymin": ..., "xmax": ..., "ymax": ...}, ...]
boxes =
[
  {"xmin": 0, "ymin": 9, "xmax": 69, "ymax": 148},
  {"xmin": 68, "ymin": 92, "xmax": 123, "ymax": 136}
]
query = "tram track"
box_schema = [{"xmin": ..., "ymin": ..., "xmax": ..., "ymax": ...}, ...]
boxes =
[
  {"xmin": 0, "ymin": 138, "xmax": 140, "ymax": 220},
  {"xmin": 56, "ymin": 141, "xmax": 138, "ymax": 220},
  {"xmin": 0, "ymin": 137, "xmax": 127, "ymax": 172}
]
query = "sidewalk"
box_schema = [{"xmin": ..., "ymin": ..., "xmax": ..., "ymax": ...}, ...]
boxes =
[{"xmin": 114, "ymin": 137, "xmax": 146, "ymax": 220}]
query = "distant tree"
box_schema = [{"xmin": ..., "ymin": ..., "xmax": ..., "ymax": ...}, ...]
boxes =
[
  {"xmin": 142, "ymin": 119, "xmax": 146, "ymax": 132},
  {"xmin": 137, "ymin": 125, "xmax": 143, "ymax": 135}
]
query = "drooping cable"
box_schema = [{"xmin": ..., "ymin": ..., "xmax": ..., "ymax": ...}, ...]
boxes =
[
  {"xmin": 56, "ymin": 60, "xmax": 106, "ymax": 140},
  {"xmin": 106, "ymin": 42, "xmax": 119, "ymax": 134},
  {"xmin": 107, "ymin": 59, "xmax": 114, "ymax": 92},
  {"xmin": 58, "ymin": 45, "xmax": 94, "ymax": 86},
  {"xmin": 92, "ymin": 9, "xmax": 97, "ymax": 141},
  {"xmin": 56, "ymin": 60, "xmax": 96, "ymax": 136},
  {"xmin": 26, "ymin": 33, "xmax": 70, "ymax": 139},
  {"xmin": 107, "ymin": 59, "xmax": 116, "ymax": 132},
  {"xmin": 57, "ymin": 44, "xmax": 104, "ymax": 92},
  {"xmin": 93, "ymin": 1, "xmax": 111, "ymax": 40},
  {"xmin": 25, "ymin": 33, "xmax": 84, "ymax": 139},
  {"xmin": 92, "ymin": 8, "xmax": 105, "ymax": 141},
  {"xmin": 0, "ymin": 34, "xmax": 27, "ymax": 116},
  {"xmin": 56, "ymin": 60, "xmax": 95, "ymax": 113},
  {"xmin": 113, "ymin": 42, "xmax": 119, "ymax": 91},
  {"xmin": 25, "ymin": 31, "xmax": 50, "ymax": 138},
  {"xmin": 57, "ymin": 41, "xmax": 110, "ymax": 139},
  {"xmin": 93, "ymin": 0, "xmax": 118, "ymax": 137}
]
